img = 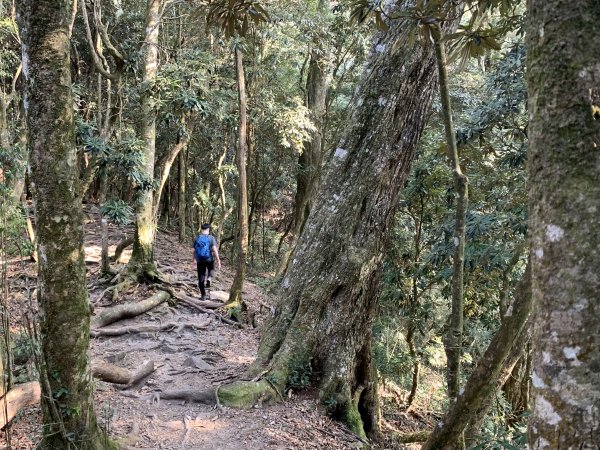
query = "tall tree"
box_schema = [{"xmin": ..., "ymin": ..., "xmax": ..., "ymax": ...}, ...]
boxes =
[
  {"xmin": 277, "ymin": 0, "xmax": 330, "ymax": 277},
  {"xmin": 17, "ymin": 1, "xmax": 108, "ymax": 447},
  {"xmin": 429, "ymin": 21, "xmax": 468, "ymax": 400},
  {"xmin": 527, "ymin": 0, "xmax": 600, "ymax": 447},
  {"xmin": 228, "ymin": 44, "xmax": 249, "ymax": 310},
  {"xmin": 217, "ymin": 1, "xmax": 461, "ymax": 437},
  {"xmin": 128, "ymin": 0, "xmax": 162, "ymax": 279}
]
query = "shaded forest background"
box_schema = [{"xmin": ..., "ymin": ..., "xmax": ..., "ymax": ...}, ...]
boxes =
[{"xmin": 0, "ymin": 0, "xmax": 598, "ymax": 449}]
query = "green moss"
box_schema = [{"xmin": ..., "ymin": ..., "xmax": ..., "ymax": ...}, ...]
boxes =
[
  {"xmin": 344, "ymin": 400, "xmax": 366, "ymax": 439},
  {"xmin": 217, "ymin": 380, "xmax": 278, "ymax": 408}
]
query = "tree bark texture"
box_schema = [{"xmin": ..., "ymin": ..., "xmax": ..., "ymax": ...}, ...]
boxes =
[
  {"xmin": 431, "ymin": 23, "xmax": 468, "ymax": 400},
  {"xmin": 235, "ymin": 2, "xmax": 461, "ymax": 438},
  {"xmin": 422, "ymin": 262, "xmax": 532, "ymax": 450},
  {"xmin": 228, "ymin": 46, "xmax": 249, "ymax": 312},
  {"xmin": 464, "ymin": 317, "xmax": 533, "ymax": 447},
  {"xmin": 129, "ymin": 0, "xmax": 162, "ymax": 278},
  {"xmin": 527, "ymin": 0, "xmax": 600, "ymax": 447},
  {"xmin": 17, "ymin": 1, "xmax": 107, "ymax": 447}
]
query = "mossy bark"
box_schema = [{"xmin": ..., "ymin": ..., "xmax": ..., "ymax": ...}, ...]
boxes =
[
  {"xmin": 128, "ymin": 0, "xmax": 162, "ymax": 280},
  {"xmin": 17, "ymin": 1, "xmax": 111, "ymax": 447},
  {"xmin": 527, "ymin": 0, "xmax": 600, "ymax": 447},
  {"xmin": 221, "ymin": 1, "xmax": 461, "ymax": 438}
]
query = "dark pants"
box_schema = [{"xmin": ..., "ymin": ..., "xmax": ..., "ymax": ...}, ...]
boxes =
[{"xmin": 196, "ymin": 260, "xmax": 214, "ymax": 296}]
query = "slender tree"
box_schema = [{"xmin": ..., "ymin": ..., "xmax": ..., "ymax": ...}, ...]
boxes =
[
  {"xmin": 429, "ymin": 21, "xmax": 468, "ymax": 400},
  {"xmin": 128, "ymin": 0, "xmax": 162, "ymax": 279},
  {"xmin": 277, "ymin": 0, "xmax": 330, "ymax": 277},
  {"xmin": 17, "ymin": 1, "xmax": 109, "ymax": 447},
  {"xmin": 527, "ymin": 0, "xmax": 600, "ymax": 447},
  {"xmin": 228, "ymin": 44, "xmax": 250, "ymax": 311}
]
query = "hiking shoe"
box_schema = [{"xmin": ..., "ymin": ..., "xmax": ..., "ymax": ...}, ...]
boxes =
[
  {"xmin": 200, "ymin": 295, "xmax": 206, "ymax": 301},
  {"xmin": 206, "ymin": 278, "xmax": 211, "ymax": 288}
]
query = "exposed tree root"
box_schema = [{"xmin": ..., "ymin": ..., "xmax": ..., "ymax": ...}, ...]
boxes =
[
  {"xmin": 91, "ymin": 290, "xmax": 170, "ymax": 328},
  {"xmin": 170, "ymin": 291, "xmax": 242, "ymax": 328},
  {"xmin": 111, "ymin": 236, "xmax": 134, "ymax": 263},
  {"xmin": 92, "ymin": 360, "xmax": 155, "ymax": 386},
  {"xmin": 98, "ymin": 279, "xmax": 133, "ymax": 304},
  {"xmin": 222, "ymin": 298, "xmax": 246, "ymax": 323},
  {"xmin": 90, "ymin": 319, "xmax": 210, "ymax": 337},
  {"xmin": 392, "ymin": 430, "xmax": 430, "ymax": 444},
  {"xmin": 155, "ymin": 379, "xmax": 279, "ymax": 410},
  {"xmin": 156, "ymin": 389, "xmax": 218, "ymax": 405},
  {"xmin": 165, "ymin": 288, "xmax": 224, "ymax": 309},
  {"xmin": 0, "ymin": 381, "xmax": 41, "ymax": 429},
  {"xmin": 217, "ymin": 380, "xmax": 279, "ymax": 408}
]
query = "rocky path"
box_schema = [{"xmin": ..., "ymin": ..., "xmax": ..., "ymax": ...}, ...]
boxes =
[{"xmin": 4, "ymin": 213, "xmax": 365, "ymax": 449}]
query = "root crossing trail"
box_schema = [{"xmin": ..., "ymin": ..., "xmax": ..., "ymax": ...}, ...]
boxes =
[{"xmin": 3, "ymin": 210, "xmax": 365, "ymax": 449}]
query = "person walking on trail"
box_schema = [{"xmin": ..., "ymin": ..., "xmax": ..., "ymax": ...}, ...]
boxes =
[{"xmin": 193, "ymin": 223, "xmax": 221, "ymax": 300}]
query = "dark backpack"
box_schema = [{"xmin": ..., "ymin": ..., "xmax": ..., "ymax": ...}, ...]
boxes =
[{"xmin": 194, "ymin": 235, "xmax": 212, "ymax": 261}]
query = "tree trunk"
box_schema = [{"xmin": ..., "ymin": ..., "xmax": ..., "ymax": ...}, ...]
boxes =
[
  {"xmin": 128, "ymin": 0, "xmax": 162, "ymax": 280},
  {"xmin": 276, "ymin": 0, "xmax": 329, "ymax": 277},
  {"xmin": 502, "ymin": 339, "xmax": 531, "ymax": 427},
  {"xmin": 526, "ymin": 0, "xmax": 600, "ymax": 447},
  {"xmin": 430, "ymin": 23, "xmax": 468, "ymax": 400},
  {"xmin": 421, "ymin": 262, "xmax": 532, "ymax": 450},
  {"xmin": 216, "ymin": 133, "xmax": 233, "ymax": 244},
  {"xmin": 463, "ymin": 316, "xmax": 533, "ymax": 447},
  {"xmin": 228, "ymin": 46, "xmax": 249, "ymax": 316},
  {"xmin": 17, "ymin": 1, "xmax": 108, "ymax": 447},
  {"xmin": 217, "ymin": 2, "xmax": 461, "ymax": 438},
  {"xmin": 178, "ymin": 147, "xmax": 186, "ymax": 242}
]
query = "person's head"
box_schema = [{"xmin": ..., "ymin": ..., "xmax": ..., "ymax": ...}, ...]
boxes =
[{"xmin": 200, "ymin": 223, "xmax": 210, "ymax": 234}]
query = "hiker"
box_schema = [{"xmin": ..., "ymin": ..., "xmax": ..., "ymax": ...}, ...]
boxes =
[{"xmin": 193, "ymin": 223, "xmax": 221, "ymax": 300}]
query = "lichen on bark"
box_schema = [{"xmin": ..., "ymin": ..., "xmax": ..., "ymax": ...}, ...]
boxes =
[
  {"xmin": 17, "ymin": 0, "xmax": 112, "ymax": 447},
  {"xmin": 527, "ymin": 0, "xmax": 600, "ymax": 447}
]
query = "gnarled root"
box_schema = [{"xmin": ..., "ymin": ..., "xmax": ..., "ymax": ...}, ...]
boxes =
[
  {"xmin": 92, "ymin": 360, "xmax": 155, "ymax": 387},
  {"xmin": 91, "ymin": 290, "xmax": 170, "ymax": 328},
  {"xmin": 217, "ymin": 380, "xmax": 280, "ymax": 408}
]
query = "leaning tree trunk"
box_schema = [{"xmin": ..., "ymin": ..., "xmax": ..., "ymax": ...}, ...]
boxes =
[
  {"xmin": 17, "ymin": 1, "xmax": 107, "ymax": 447},
  {"xmin": 527, "ymin": 0, "xmax": 600, "ymax": 447},
  {"xmin": 277, "ymin": 0, "xmax": 329, "ymax": 277},
  {"xmin": 228, "ymin": 46, "xmax": 249, "ymax": 316},
  {"xmin": 217, "ymin": 2, "xmax": 461, "ymax": 438},
  {"xmin": 128, "ymin": 0, "xmax": 162, "ymax": 280},
  {"xmin": 422, "ymin": 261, "xmax": 532, "ymax": 450}
]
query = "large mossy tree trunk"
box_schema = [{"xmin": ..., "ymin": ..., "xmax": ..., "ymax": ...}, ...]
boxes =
[
  {"xmin": 228, "ymin": 46, "xmax": 249, "ymax": 315},
  {"xmin": 128, "ymin": 0, "xmax": 162, "ymax": 280},
  {"xmin": 526, "ymin": 0, "xmax": 600, "ymax": 447},
  {"xmin": 17, "ymin": 1, "xmax": 109, "ymax": 447},
  {"xmin": 277, "ymin": 0, "xmax": 330, "ymax": 277},
  {"xmin": 218, "ymin": 2, "xmax": 461, "ymax": 438}
]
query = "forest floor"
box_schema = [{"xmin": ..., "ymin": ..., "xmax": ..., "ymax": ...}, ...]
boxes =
[{"xmin": 2, "ymin": 208, "xmax": 435, "ymax": 449}]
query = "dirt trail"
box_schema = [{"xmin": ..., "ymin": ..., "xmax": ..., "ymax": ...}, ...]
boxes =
[{"xmin": 4, "ymin": 211, "xmax": 365, "ymax": 449}]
